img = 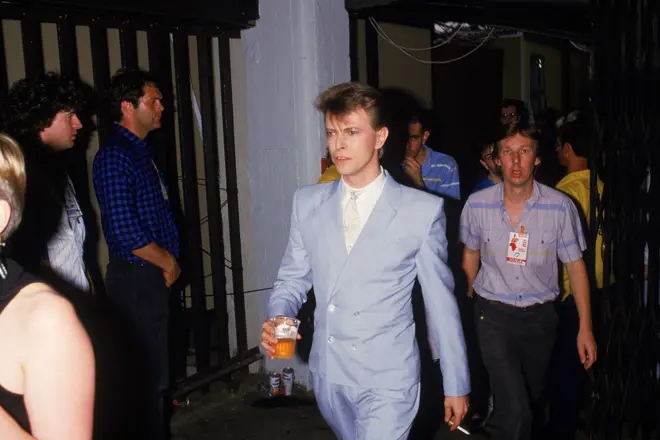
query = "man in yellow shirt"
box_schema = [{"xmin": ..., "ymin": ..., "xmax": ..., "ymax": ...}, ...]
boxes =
[
  {"xmin": 555, "ymin": 115, "xmax": 605, "ymax": 299},
  {"xmin": 547, "ymin": 111, "xmax": 604, "ymax": 439},
  {"xmin": 318, "ymin": 163, "xmax": 341, "ymax": 184}
]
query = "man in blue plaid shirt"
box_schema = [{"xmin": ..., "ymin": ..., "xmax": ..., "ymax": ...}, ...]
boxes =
[{"xmin": 93, "ymin": 69, "xmax": 180, "ymax": 439}]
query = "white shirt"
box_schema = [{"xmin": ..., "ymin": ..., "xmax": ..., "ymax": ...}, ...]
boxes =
[
  {"xmin": 341, "ymin": 167, "xmax": 387, "ymax": 233},
  {"xmin": 46, "ymin": 176, "xmax": 89, "ymax": 292}
]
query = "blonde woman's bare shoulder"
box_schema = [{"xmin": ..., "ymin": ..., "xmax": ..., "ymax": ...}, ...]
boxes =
[{"xmin": 11, "ymin": 283, "xmax": 80, "ymax": 334}]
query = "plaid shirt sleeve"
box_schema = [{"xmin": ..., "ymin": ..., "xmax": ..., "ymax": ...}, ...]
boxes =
[{"xmin": 93, "ymin": 147, "xmax": 151, "ymax": 252}]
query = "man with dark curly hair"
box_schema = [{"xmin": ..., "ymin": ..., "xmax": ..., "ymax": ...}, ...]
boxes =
[{"xmin": 1, "ymin": 71, "xmax": 90, "ymax": 292}]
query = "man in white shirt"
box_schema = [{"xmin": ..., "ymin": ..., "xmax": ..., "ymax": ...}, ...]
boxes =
[
  {"xmin": 260, "ymin": 82, "xmax": 470, "ymax": 439},
  {"xmin": 2, "ymin": 72, "xmax": 90, "ymax": 292}
]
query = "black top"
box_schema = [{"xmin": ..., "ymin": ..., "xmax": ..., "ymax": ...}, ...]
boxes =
[
  {"xmin": 0, "ymin": 257, "xmax": 40, "ymax": 433},
  {"xmin": 5, "ymin": 134, "xmax": 70, "ymax": 273}
]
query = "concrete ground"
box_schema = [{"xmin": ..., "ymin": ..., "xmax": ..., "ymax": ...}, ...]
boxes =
[{"xmin": 170, "ymin": 374, "xmax": 485, "ymax": 440}]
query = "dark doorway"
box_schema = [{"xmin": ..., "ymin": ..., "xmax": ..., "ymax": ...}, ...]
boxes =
[{"xmin": 431, "ymin": 44, "xmax": 504, "ymax": 192}]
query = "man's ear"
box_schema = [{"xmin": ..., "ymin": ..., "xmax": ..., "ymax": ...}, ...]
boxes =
[
  {"xmin": 479, "ymin": 159, "xmax": 488, "ymax": 171},
  {"xmin": 375, "ymin": 126, "xmax": 389, "ymax": 151},
  {"xmin": 120, "ymin": 100, "xmax": 135, "ymax": 118},
  {"xmin": 535, "ymin": 156, "xmax": 542, "ymax": 167},
  {"xmin": 422, "ymin": 130, "xmax": 430, "ymax": 145}
]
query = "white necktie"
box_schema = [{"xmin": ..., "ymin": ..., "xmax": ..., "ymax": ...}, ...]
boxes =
[{"xmin": 344, "ymin": 191, "xmax": 360, "ymax": 253}]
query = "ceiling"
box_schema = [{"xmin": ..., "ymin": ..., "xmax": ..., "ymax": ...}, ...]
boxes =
[{"xmin": 345, "ymin": 0, "xmax": 592, "ymax": 41}]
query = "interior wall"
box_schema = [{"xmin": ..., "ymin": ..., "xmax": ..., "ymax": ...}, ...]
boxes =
[
  {"xmin": 524, "ymin": 39, "xmax": 563, "ymax": 111},
  {"xmin": 492, "ymin": 35, "xmax": 523, "ymax": 100},
  {"xmin": 239, "ymin": 0, "xmax": 350, "ymax": 388},
  {"xmin": 375, "ymin": 21, "xmax": 433, "ymax": 108}
]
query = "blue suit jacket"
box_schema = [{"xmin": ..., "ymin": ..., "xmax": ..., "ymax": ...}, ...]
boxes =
[{"xmin": 268, "ymin": 174, "xmax": 470, "ymax": 396}]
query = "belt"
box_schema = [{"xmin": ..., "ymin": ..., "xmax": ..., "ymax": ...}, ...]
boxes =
[{"xmin": 476, "ymin": 294, "xmax": 554, "ymax": 310}]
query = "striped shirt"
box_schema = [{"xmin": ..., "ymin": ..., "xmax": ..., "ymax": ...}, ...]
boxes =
[
  {"xmin": 459, "ymin": 181, "xmax": 586, "ymax": 307},
  {"xmin": 418, "ymin": 145, "xmax": 461, "ymax": 199}
]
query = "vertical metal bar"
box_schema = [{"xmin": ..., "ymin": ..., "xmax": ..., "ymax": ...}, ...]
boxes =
[
  {"xmin": 119, "ymin": 28, "xmax": 139, "ymax": 70},
  {"xmin": 217, "ymin": 36, "xmax": 247, "ymax": 354},
  {"xmin": 0, "ymin": 21, "xmax": 10, "ymax": 103},
  {"xmin": 147, "ymin": 31, "xmax": 178, "ymax": 196},
  {"xmin": 349, "ymin": 14, "xmax": 359, "ymax": 82},
  {"xmin": 57, "ymin": 23, "xmax": 79, "ymax": 79},
  {"xmin": 364, "ymin": 17, "xmax": 379, "ymax": 88},
  {"xmin": 172, "ymin": 31, "xmax": 210, "ymax": 375},
  {"xmin": 89, "ymin": 27, "xmax": 112, "ymax": 143},
  {"xmin": 197, "ymin": 35, "xmax": 230, "ymax": 363},
  {"xmin": 21, "ymin": 20, "xmax": 45, "ymax": 77},
  {"xmin": 147, "ymin": 29, "xmax": 188, "ymax": 381}
]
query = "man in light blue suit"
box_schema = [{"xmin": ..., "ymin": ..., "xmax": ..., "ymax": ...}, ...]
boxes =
[{"xmin": 260, "ymin": 82, "xmax": 470, "ymax": 439}]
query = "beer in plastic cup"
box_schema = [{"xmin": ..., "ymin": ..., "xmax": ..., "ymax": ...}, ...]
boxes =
[{"xmin": 269, "ymin": 316, "xmax": 300, "ymax": 359}]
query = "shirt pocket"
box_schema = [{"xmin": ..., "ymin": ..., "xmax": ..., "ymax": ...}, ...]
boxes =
[
  {"xmin": 482, "ymin": 225, "xmax": 508, "ymax": 259},
  {"xmin": 530, "ymin": 230, "xmax": 558, "ymax": 266}
]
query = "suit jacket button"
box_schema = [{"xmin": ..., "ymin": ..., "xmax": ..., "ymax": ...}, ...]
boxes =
[
  {"xmin": 351, "ymin": 344, "xmax": 357, "ymax": 351},
  {"xmin": 328, "ymin": 336, "xmax": 334, "ymax": 343},
  {"xmin": 354, "ymin": 311, "xmax": 360, "ymax": 316},
  {"xmin": 328, "ymin": 304, "xmax": 336, "ymax": 312}
]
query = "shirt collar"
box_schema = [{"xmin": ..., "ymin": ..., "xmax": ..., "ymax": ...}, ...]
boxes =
[
  {"xmin": 493, "ymin": 180, "xmax": 543, "ymax": 206},
  {"xmin": 341, "ymin": 166, "xmax": 386, "ymax": 200},
  {"xmin": 114, "ymin": 123, "xmax": 149, "ymax": 150},
  {"xmin": 557, "ymin": 169, "xmax": 590, "ymax": 187}
]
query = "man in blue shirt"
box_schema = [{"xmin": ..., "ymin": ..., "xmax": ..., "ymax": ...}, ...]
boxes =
[
  {"xmin": 402, "ymin": 111, "xmax": 461, "ymax": 199},
  {"xmin": 473, "ymin": 140, "xmax": 501, "ymax": 193},
  {"xmin": 93, "ymin": 69, "xmax": 180, "ymax": 439}
]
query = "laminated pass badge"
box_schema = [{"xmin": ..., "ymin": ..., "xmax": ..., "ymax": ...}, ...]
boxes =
[{"xmin": 506, "ymin": 226, "xmax": 529, "ymax": 266}]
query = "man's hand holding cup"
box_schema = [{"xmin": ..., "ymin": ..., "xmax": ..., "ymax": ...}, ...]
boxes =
[{"xmin": 260, "ymin": 316, "xmax": 301, "ymax": 360}]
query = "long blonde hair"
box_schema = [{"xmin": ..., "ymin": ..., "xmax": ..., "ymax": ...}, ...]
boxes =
[{"xmin": 0, "ymin": 134, "xmax": 26, "ymax": 239}]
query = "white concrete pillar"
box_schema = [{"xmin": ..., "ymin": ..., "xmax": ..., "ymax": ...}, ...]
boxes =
[{"xmin": 235, "ymin": 0, "xmax": 349, "ymax": 389}]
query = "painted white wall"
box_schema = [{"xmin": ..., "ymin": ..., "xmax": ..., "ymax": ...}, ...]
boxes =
[
  {"xmin": 377, "ymin": 22, "xmax": 433, "ymax": 109},
  {"xmin": 231, "ymin": 0, "xmax": 350, "ymax": 389}
]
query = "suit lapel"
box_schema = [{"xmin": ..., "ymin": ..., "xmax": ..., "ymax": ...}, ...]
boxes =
[
  {"xmin": 315, "ymin": 181, "xmax": 348, "ymax": 291},
  {"xmin": 330, "ymin": 176, "xmax": 400, "ymax": 298}
]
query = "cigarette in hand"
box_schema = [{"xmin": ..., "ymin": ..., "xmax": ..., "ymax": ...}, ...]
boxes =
[{"xmin": 448, "ymin": 420, "xmax": 471, "ymax": 435}]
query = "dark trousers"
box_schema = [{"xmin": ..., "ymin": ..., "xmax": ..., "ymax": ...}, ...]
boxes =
[
  {"xmin": 106, "ymin": 260, "xmax": 170, "ymax": 439},
  {"xmin": 475, "ymin": 296, "xmax": 558, "ymax": 440},
  {"xmin": 465, "ymin": 298, "xmax": 491, "ymax": 416},
  {"xmin": 546, "ymin": 295, "xmax": 585, "ymax": 439}
]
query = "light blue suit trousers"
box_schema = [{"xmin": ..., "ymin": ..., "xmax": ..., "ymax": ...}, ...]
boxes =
[{"xmin": 313, "ymin": 374, "xmax": 420, "ymax": 440}]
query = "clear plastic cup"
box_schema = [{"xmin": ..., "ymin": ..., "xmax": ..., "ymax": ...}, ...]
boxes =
[{"xmin": 269, "ymin": 316, "xmax": 300, "ymax": 359}]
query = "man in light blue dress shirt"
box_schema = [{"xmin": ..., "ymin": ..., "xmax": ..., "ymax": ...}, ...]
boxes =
[
  {"xmin": 460, "ymin": 123, "xmax": 597, "ymax": 440},
  {"xmin": 260, "ymin": 83, "xmax": 470, "ymax": 439}
]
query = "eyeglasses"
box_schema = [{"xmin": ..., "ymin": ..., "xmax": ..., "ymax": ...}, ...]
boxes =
[
  {"xmin": 408, "ymin": 135, "xmax": 423, "ymax": 141},
  {"xmin": 482, "ymin": 154, "xmax": 493, "ymax": 161}
]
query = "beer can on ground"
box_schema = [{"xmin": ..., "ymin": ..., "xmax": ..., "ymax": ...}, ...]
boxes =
[
  {"xmin": 268, "ymin": 372, "xmax": 281, "ymax": 396},
  {"xmin": 282, "ymin": 367, "xmax": 294, "ymax": 396}
]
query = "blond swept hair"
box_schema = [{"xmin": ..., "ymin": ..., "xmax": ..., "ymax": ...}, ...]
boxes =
[{"xmin": 0, "ymin": 134, "xmax": 26, "ymax": 239}]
